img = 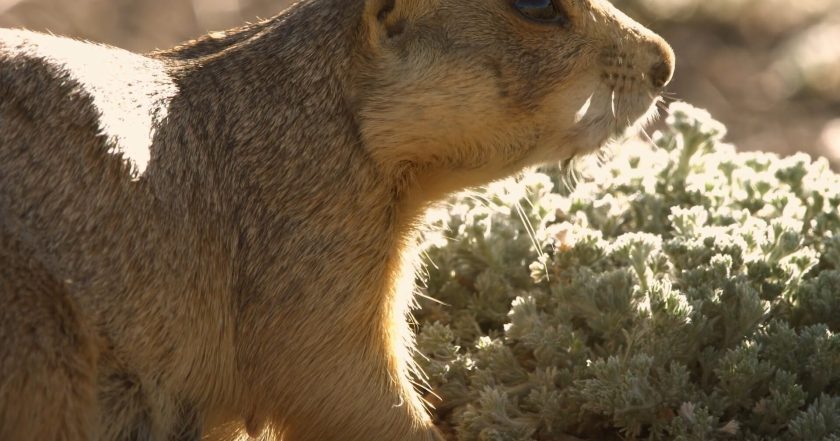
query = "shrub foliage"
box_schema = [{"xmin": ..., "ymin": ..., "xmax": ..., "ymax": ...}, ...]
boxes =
[{"xmin": 414, "ymin": 103, "xmax": 840, "ymax": 441}]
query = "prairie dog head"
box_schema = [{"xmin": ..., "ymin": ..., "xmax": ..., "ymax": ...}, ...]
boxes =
[{"xmin": 355, "ymin": 0, "xmax": 674, "ymax": 201}]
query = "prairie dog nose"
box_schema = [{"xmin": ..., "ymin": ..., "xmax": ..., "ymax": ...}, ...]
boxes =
[
  {"xmin": 592, "ymin": 0, "xmax": 676, "ymax": 90},
  {"xmin": 648, "ymin": 35, "xmax": 675, "ymax": 89}
]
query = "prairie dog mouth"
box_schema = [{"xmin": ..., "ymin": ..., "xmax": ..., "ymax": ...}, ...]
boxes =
[{"xmin": 565, "ymin": 84, "xmax": 665, "ymax": 161}]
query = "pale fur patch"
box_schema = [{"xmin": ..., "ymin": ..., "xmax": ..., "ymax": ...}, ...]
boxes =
[{"xmin": 0, "ymin": 30, "xmax": 177, "ymax": 177}]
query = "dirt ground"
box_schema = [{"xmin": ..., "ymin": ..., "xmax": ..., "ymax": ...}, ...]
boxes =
[{"xmin": 2, "ymin": 0, "xmax": 838, "ymax": 168}]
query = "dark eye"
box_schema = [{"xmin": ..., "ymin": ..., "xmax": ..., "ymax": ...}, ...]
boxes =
[{"xmin": 513, "ymin": 0, "xmax": 568, "ymax": 25}]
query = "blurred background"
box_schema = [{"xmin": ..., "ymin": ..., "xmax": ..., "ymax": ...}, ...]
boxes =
[{"xmin": 1, "ymin": 0, "xmax": 838, "ymax": 168}]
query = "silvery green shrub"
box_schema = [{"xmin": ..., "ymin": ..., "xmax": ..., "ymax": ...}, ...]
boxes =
[{"xmin": 414, "ymin": 103, "xmax": 840, "ymax": 441}]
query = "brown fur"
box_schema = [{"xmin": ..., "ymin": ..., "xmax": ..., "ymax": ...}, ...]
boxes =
[{"xmin": 0, "ymin": 0, "xmax": 673, "ymax": 440}]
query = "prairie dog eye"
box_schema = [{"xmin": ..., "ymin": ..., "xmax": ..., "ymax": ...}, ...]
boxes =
[{"xmin": 513, "ymin": 0, "xmax": 568, "ymax": 25}]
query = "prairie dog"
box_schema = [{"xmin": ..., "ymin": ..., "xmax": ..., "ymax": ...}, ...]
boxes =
[{"xmin": 0, "ymin": 0, "xmax": 674, "ymax": 440}]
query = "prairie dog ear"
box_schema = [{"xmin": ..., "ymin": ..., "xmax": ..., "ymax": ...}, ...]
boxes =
[{"xmin": 363, "ymin": 0, "xmax": 434, "ymax": 40}]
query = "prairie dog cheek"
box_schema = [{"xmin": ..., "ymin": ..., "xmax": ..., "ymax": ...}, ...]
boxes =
[{"xmin": 361, "ymin": 64, "xmax": 525, "ymax": 163}]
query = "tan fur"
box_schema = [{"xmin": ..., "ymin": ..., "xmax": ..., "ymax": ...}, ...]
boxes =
[{"xmin": 0, "ymin": 0, "xmax": 673, "ymax": 440}]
